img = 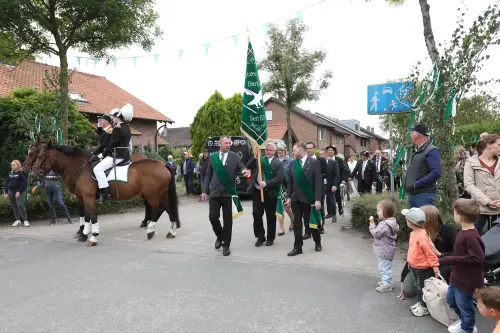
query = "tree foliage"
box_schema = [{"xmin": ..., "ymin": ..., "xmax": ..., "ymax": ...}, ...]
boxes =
[
  {"xmin": 189, "ymin": 91, "xmax": 243, "ymax": 158},
  {"xmin": 0, "ymin": 88, "xmax": 95, "ymax": 181},
  {"xmin": 0, "ymin": 32, "xmax": 35, "ymax": 64},
  {"xmin": 381, "ymin": 2, "xmax": 500, "ymax": 212},
  {"xmin": 258, "ymin": 19, "xmax": 332, "ymax": 152},
  {"xmin": 0, "ymin": 0, "xmax": 162, "ymax": 142}
]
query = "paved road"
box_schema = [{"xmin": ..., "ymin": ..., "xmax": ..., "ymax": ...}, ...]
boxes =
[{"xmin": 0, "ymin": 196, "xmax": 496, "ymax": 333}]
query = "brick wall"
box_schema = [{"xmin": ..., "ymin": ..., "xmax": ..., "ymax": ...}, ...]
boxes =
[
  {"xmin": 266, "ymin": 101, "xmax": 316, "ymax": 145},
  {"xmin": 266, "ymin": 101, "xmax": 345, "ymax": 152},
  {"xmin": 129, "ymin": 118, "xmax": 158, "ymax": 149}
]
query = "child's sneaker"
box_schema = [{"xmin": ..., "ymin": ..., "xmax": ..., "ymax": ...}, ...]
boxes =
[
  {"xmin": 447, "ymin": 322, "xmax": 478, "ymax": 333},
  {"xmin": 23, "ymin": 220, "xmax": 30, "ymax": 227},
  {"xmin": 411, "ymin": 303, "xmax": 429, "ymax": 317},
  {"xmin": 409, "ymin": 302, "xmax": 421, "ymax": 310},
  {"xmin": 377, "ymin": 281, "xmax": 384, "ymax": 287},
  {"xmin": 11, "ymin": 220, "xmax": 21, "ymax": 227},
  {"xmin": 376, "ymin": 285, "xmax": 393, "ymax": 292}
]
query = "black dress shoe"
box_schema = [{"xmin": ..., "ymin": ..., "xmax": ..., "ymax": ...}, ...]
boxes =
[
  {"xmin": 325, "ymin": 214, "xmax": 333, "ymax": 219},
  {"xmin": 303, "ymin": 233, "xmax": 311, "ymax": 240},
  {"xmin": 278, "ymin": 232, "xmax": 285, "ymax": 236},
  {"xmin": 223, "ymin": 247, "xmax": 231, "ymax": 256},
  {"xmin": 315, "ymin": 243, "xmax": 322, "ymax": 252},
  {"xmin": 287, "ymin": 248, "xmax": 303, "ymax": 256},
  {"xmin": 255, "ymin": 237, "xmax": 266, "ymax": 247},
  {"xmin": 265, "ymin": 240, "xmax": 274, "ymax": 246},
  {"xmin": 215, "ymin": 239, "xmax": 222, "ymax": 249}
]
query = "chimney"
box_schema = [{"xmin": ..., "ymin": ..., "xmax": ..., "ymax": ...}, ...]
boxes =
[{"xmin": 370, "ymin": 126, "xmax": 375, "ymax": 133}]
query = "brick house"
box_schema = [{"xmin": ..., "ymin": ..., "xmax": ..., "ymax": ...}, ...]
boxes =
[
  {"xmin": 361, "ymin": 126, "xmax": 389, "ymax": 152},
  {"xmin": 315, "ymin": 115, "xmax": 388, "ymax": 157},
  {"xmin": 0, "ymin": 60, "xmax": 173, "ymax": 151},
  {"xmin": 164, "ymin": 127, "xmax": 193, "ymax": 150},
  {"xmin": 264, "ymin": 97, "xmax": 351, "ymax": 151}
]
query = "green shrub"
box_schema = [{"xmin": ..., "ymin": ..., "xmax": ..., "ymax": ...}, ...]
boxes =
[
  {"xmin": 350, "ymin": 193, "xmax": 457, "ymax": 242},
  {"xmin": 351, "ymin": 193, "xmax": 411, "ymax": 241},
  {"xmin": 0, "ymin": 188, "xmax": 143, "ymax": 223},
  {"xmin": 144, "ymin": 151, "xmax": 165, "ymax": 162}
]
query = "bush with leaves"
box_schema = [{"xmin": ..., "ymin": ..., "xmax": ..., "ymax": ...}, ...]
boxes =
[
  {"xmin": 0, "ymin": 88, "xmax": 95, "ymax": 182},
  {"xmin": 189, "ymin": 91, "xmax": 242, "ymax": 158},
  {"xmin": 0, "ymin": 188, "xmax": 143, "ymax": 223},
  {"xmin": 351, "ymin": 193, "xmax": 457, "ymax": 242}
]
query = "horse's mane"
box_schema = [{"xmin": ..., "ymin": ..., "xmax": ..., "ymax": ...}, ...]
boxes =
[{"xmin": 51, "ymin": 144, "xmax": 91, "ymax": 158}]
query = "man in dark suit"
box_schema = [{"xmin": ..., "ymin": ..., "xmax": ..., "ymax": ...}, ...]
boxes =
[
  {"xmin": 202, "ymin": 136, "xmax": 251, "ymax": 256},
  {"xmin": 322, "ymin": 148, "xmax": 340, "ymax": 223},
  {"xmin": 372, "ymin": 149, "xmax": 388, "ymax": 194},
  {"xmin": 349, "ymin": 151, "xmax": 376, "ymax": 195},
  {"xmin": 326, "ymin": 145, "xmax": 346, "ymax": 216},
  {"xmin": 246, "ymin": 142, "xmax": 284, "ymax": 247},
  {"xmin": 92, "ymin": 115, "xmax": 113, "ymax": 160},
  {"xmin": 305, "ymin": 142, "xmax": 327, "ymax": 236},
  {"xmin": 286, "ymin": 142, "xmax": 323, "ymax": 256}
]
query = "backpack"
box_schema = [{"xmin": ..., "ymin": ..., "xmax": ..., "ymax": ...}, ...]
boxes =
[{"xmin": 422, "ymin": 276, "xmax": 459, "ymax": 326}]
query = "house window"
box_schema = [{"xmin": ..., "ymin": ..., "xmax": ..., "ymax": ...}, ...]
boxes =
[
  {"xmin": 319, "ymin": 129, "xmax": 325, "ymax": 141},
  {"xmin": 336, "ymin": 135, "xmax": 344, "ymax": 144},
  {"xmin": 355, "ymin": 124, "xmax": 359, "ymax": 131}
]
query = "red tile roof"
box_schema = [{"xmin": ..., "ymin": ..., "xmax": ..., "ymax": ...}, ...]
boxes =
[
  {"xmin": 0, "ymin": 60, "xmax": 172, "ymax": 122},
  {"xmin": 267, "ymin": 124, "xmax": 288, "ymax": 140}
]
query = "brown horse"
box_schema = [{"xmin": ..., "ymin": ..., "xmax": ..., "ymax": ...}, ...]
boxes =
[
  {"xmin": 23, "ymin": 140, "xmax": 180, "ymax": 245},
  {"xmin": 73, "ymin": 154, "xmax": 161, "ymax": 233}
]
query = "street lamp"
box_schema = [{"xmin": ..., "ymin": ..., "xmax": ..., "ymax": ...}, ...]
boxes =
[{"xmin": 155, "ymin": 121, "xmax": 168, "ymax": 152}]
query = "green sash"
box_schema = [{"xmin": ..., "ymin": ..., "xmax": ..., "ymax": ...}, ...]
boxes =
[
  {"xmin": 293, "ymin": 159, "xmax": 321, "ymax": 229},
  {"xmin": 210, "ymin": 152, "xmax": 243, "ymax": 218},
  {"xmin": 261, "ymin": 156, "xmax": 284, "ymax": 217}
]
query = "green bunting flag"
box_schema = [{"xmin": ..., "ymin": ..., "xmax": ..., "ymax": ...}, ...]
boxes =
[
  {"xmin": 93, "ymin": 57, "xmax": 99, "ymax": 67},
  {"xmin": 444, "ymin": 90, "xmax": 456, "ymax": 124},
  {"xmin": 178, "ymin": 49, "xmax": 184, "ymax": 60},
  {"xmin": 232, "ymin": 35, "xmax": 238, "ymax": 48},
  {"xmin": 204, "ymin": 43, "xmax": 210, "ymax": 54},
  {"xmin": 154, "ymin": 54, "xmax": 159, "ymax": 64},
  {"xmin": 112, "ymin": 58, "xmax": 117, "ymax": 67},
  {"xmin": 76, "ymin": 57, "xmax": 81, "ymax": 66},
  {"xmin": 240, "ymin": 41, "xmax": 268, "ymax": 147},
  {"xmin": 297, "ymin": 10, "xmax": 304, "ymax": 21}
]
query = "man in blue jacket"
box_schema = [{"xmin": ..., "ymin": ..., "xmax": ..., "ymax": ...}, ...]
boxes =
[
  {"xmin": 405, "ymin": 124, "xmax": 442, "ymax": 208},
  {"xmin": 181, "ymin": 152, "xmax": 195, "ymax": 195}
]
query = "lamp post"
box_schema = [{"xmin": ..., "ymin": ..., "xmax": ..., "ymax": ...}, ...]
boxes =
[{"xmin": 155, "ymin": 121, "xmax": 168, "ymax": 152}]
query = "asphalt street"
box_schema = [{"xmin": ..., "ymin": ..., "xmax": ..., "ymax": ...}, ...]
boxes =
[{"xmin": 0, "ymin": 196, "xmax": 496, "ymax": 333}]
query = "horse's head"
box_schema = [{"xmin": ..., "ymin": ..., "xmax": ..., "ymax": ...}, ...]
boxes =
[
  {"xmin": 22, "ymin": 136, "xmax": 42, "ymax": 175},
  {"xmin": 32, "ymin": 140, "xmax": 54, "ymax": 177}
]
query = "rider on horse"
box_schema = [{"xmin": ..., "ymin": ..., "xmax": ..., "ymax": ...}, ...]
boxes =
[{"xmin": 93, "ymin": 105, "xmax": 133, "ymax": 201}]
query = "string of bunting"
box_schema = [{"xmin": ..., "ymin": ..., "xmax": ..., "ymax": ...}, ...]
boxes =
[{"xmin": 74, "ymin": 0, "xmax": 328, "ymax": 67}]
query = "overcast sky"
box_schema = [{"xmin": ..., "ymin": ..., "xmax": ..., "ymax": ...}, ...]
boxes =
[{"xmin": 40, "ymin": 0, "xmax": 500, "ymax": 136}]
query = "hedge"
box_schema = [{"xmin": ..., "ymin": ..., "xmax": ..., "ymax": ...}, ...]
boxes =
[
  {"xmin": 350, "ymin": 193, "xmax": 456, "ymax": 242},
  {"xmin": 0, "ymin": 188, "xmax": 143, "ymax": 223}
]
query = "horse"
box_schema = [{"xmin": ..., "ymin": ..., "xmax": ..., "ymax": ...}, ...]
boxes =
[
  {"xmin": 22, "ymin": 140, "xmax": 180, "ymax": 246},
  {"xmin": 74, "ymin": 154, "xmax": 166, "ymax": 233}
]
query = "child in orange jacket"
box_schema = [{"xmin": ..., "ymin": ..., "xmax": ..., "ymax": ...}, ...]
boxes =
[{"xmin": 402, "ymin": 207, "xmax": 439, "ymax": 317}]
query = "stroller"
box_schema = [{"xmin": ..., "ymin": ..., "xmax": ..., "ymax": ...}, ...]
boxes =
[{"xmin": 483, "ymin": 219, "xmax": 500, "ymax": 286}]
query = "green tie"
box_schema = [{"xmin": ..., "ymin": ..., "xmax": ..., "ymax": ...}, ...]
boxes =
[
  {"xmin": 299, "ymin": 159, "xmax": 303, "ymax": 167},
  {"xmin": 220, "ymin": 153, "xmax": 224, "ymax": 162}
]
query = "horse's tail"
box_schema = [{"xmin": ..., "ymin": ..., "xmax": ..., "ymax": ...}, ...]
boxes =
[{"xmin": 165, "ymin": 164, "xmax": 180, "ymax": 228}]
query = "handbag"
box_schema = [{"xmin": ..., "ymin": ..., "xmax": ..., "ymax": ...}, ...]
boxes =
[{"xmin": 422, "ymin": 275, "xmax": 459, "ymax": 326}]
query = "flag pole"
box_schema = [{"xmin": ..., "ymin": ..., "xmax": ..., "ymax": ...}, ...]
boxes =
[{"xmin": 257, "ymin": 146, "xmax": 264, "ymax": 202}]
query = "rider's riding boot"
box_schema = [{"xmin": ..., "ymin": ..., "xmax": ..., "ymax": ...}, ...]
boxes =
[{"xmin": 100, "ymin": 187, "xmax": 111, "ymax": 202}]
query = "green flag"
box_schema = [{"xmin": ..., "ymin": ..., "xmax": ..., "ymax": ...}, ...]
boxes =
[{"xmin": 241, "ymin": 41, "xmax": 268, "ymax": 147}]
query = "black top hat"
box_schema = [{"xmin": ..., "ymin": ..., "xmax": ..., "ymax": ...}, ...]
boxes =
[
  {"xmin": 410, "ymin": 124, "xmax": 429, "ymax": 136},
  {"xmin": 362, "ymin": 151, "xmax": 370, "ymax": 157},
  {"xmin": 325, "ymin": 145, "xmax": 337, "ymax": 152}
]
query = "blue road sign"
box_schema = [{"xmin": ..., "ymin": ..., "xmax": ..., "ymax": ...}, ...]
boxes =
[{"xmin": 367, "ymin": 82, "xmax": 414, "ymax": 115}]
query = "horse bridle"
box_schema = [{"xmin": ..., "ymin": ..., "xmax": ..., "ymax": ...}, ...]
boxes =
[{"xmin": 32, "ymin": 146, "xmax": 52, "ymax": 177}]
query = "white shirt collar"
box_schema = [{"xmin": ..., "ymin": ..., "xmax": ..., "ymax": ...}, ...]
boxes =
[{"xmin": 301, "ymin": 156, "xmax": 307, "ymax": 165}]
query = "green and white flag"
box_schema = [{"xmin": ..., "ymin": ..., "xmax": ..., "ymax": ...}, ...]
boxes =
[
  {"xmin": 240, "ymin": 41, "xmax": 268, "ymax": 148},
  {"xmin": 444, "ymin": 90, "xmax": 456, "ymax": 124}
]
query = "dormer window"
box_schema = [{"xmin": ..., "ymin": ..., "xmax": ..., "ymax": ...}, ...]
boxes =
[{"xmin": 69, "ymin": 92, "xmax": 88, "ymax": 104}]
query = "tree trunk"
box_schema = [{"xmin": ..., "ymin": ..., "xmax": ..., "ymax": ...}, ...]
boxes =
[
  {"xmin": 419, "ymin": 0, "xmax": 441, "ymax": 67},
  {"xmin": 58, "ymin": 51, "xmax": 69, "ymax": 143},
  {"xmin": 285, "ymin": 103, "xmax": 293, "ymax": 154}
]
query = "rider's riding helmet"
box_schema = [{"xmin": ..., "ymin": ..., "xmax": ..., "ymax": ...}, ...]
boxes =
[{"xmin": 109, "ymin": 104, "xmax": 134, "ymax": 123}]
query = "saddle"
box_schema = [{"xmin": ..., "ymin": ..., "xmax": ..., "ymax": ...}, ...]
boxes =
[{"xmin": 91, "ymin": 157, "xmax": 132, "ymax": 183}]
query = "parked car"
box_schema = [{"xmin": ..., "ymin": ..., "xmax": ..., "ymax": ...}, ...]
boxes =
[{"xmin": 204, "ymin": 136, "xmax": 252, "ymax": 196}]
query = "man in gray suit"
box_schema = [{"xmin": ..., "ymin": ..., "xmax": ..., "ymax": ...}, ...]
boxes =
[
  {"xmin": 246, "ymin": 142, "xmax": 284, "ymax": 247},
  {"xmin": 285, "ymin": 141, "xmax": 323, "ymax": 256},
  {"xmin": 202, "ymin": 136, "xmax": 250, "ymax": 256}
]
